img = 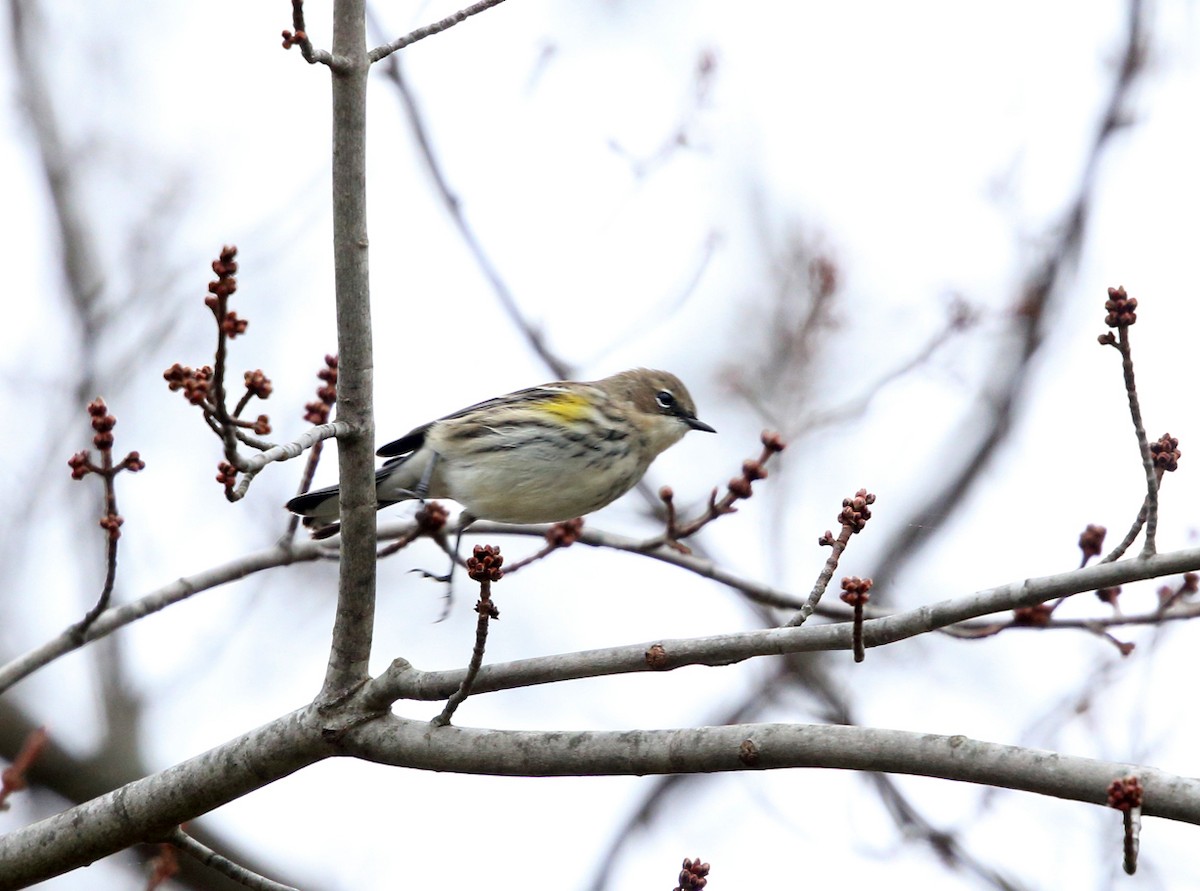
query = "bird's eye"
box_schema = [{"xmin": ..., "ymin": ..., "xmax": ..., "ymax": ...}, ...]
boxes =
[{"xmin": 655, "ymin": 390, "xmax": 677, "ymax": 411}]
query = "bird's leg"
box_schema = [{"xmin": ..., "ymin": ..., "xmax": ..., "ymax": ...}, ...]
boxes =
[
  {"xmin": 414, "ymin": 450, "xmax": 438, "ymax": 500},
  {"xmin": 413, "ymin": 511, "xmax": 476, "ymax": 618},
  {"xmin": 395, "ymin": 450, "xmax": 440, "ymax": 501}
]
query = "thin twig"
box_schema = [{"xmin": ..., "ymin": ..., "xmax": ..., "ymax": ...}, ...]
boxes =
[
  {"xmin": 369, "ymin": 0, "xmax": 510, "ymax": 63},
  {"xmin": 66, "ymin": 400, "xmax": 145, "ymax": 638},
  {"xmin": 432, "ymin": 546, "xmax": 503, "ymax": 726},
  {"xmin": 788, "ymin": 490, "xmax": 875, "ymax": 628},
  {"xmin": 76, "ymin": 445, "xmax": 120, "ymax": 634},
  {"xmin": 1123, "ymin": 806, "xmax": 1142, "ymax": 875},
  {"xmin": 229, "ymin": 422, "xmax": 347, "ymax": 501},
  {"xmin": 287, "ymin": 440, "xmax": 324, "ymax": 539},
  {"xmin": 1101, "ymin": 491, "xmax": 1152, "ymax": 564},
  {"xmin": 659, "ymin": 433, "xmax": 787, "ymax": 550},
  {"xmin": 839, "ymin": 577, "xmax": 873, "ymax": 662},
  {"xmin": 281, "ymin": 0, "xmax": 334, "ymax": 66},
  {"xmin": 434, "ymin": 520, "xmax": 808, "ymax": 611},
  {"xmin": 790, "ymin": 525, "xmax": 853, "ymax": 629},
  {"xmin": 502, "ymin": 519, "xmax": 584, "ymax": 575},
  {"xmin": 287, "ymin": 354, "xmax": 341, "ymax": 536},
  {"xmin": 169, "ymin": 828, "xmax": 300, "ymax": 891},
  {"xmin": 1097, "ymin": 284, "xmax": 1166, "ymax": 562},
  {"xmin": 0, "ymin": 541, "xmax": 322, "ymax": 694},
  {"xmin": 1118, "ymin": 323, "xmax": 1158, "ymax": 557},
  {"xmin": 1107, "ymin": 775, "xmax": 1144, "ymax": 875}
]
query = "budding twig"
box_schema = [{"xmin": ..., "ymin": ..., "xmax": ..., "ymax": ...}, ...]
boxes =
[
  {"xmin": 840, "ymin": 576, "xmax": 873, "ymax": 662},
  {"xmin": 378, "ymin": 501, "xmax": 448, "ymax": 559},
  {"xmin": 787, "ymin": 488, "xmax": 876, "ymax": 628},
  {"xmin": 284, "ymin": 355, "xmax": 340, "ymax": 535},
  {"xmin": 503, "ymin": 518, "xmax": 584, "ymax": 575},
  {"xmin": 657, "ymin": 431, "xmax": 787, "ymax": 553},
  {"xmin": 66, "ymin": 398, "xmax": 145, "ymax": 638},
  {"xmin": 280, "ymin": 0, "xmax": 331, "ymax": 66},
  {"xmin": 1097, "ymin": 287, "xmax": 1179, "ymax": 560},
  {"xmin": 432, "ymin": 545, "xmax": 503, "ymax": 726},
  {"xmin": 1107, "ymin": 775, "xmax": 1143, "ymax": 875},
  {"xmin": 165, "ymin": 246, "xmax": 287, "ymax": 501}
]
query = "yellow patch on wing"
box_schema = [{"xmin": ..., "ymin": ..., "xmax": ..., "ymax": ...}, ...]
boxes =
[{"xmin": 535, "ymin": 391, "xmax": 593, "ymax": 422}]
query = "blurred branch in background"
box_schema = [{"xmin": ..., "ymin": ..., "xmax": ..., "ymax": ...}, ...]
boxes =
[
  {"xmin": 2, "ymin": 2, "xmax": 312, "ymax": 888},
  {"xmin": 618, "ymin": 0, "xmax": 1157, "ymax": 884},
  {"xmin": 369, "ymin": 6, "xmax": 574, "ymax": 381},
  {"xmin": 869, "ymin": 0, "xmax": 1150, "ymax": 592}
]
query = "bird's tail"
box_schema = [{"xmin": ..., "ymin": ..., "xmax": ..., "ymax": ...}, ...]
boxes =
[
  {"xmin": 285, "ymin": 484, "xmax": 344, "ymax": 539},
  {"xmin": 285, "ymin": 461, "xmax": 412, "ymax": 539}
]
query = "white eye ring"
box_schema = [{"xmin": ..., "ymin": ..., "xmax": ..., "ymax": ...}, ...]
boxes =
[{"xmin": 656, "ymin": 390, "xmax": 677, "ymax": 410}]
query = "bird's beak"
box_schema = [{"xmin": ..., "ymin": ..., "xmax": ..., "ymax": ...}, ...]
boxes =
[{"xmin": 686, "ymin": 417, "xmax": 716, "ymax": 433}]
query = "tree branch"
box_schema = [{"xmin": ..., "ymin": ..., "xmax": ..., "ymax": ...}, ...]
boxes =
[
  {"xmin": 322, "ymin": 0, "xmax": 377, "ymax": 701},
  {"xmin": 0, "ymin": 708, "xmax": 329, "ymax": 890},
  {"xmin": 369, "ymin": 0, "xmax": 510, "ymax": 63},
  {"xmin": 0, "ymin": 542, "xmax": 325, "ymax": 694},
  {"xmin": 363, "ymin": 545, "xmax": 1200, "ymax": 707},
  {"xmin": 348, "ymin": 717, "xmax": 1200, "ymax": 824}
]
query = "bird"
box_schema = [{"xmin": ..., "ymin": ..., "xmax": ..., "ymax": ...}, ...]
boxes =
[{"xmin": 286, "ymin": 368, "xmax": 715, "ymax": 539}]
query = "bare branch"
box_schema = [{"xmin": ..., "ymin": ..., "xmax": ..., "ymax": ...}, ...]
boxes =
[
  {"xmin": 321, "ymin": 0, "xmax": 378, "ymax": 702},
  {"xmin": 0, "ymin": 707, "xmax": 330, "ymax": 890},
  {"xmin": 347, "ymin": 718, "xmax": 1200, "ymax": 827},
  {"xmin": 0, "ymin": 541, "xmax": 328, "ymax": 694},
  {"xmin": 6, "ymin": 710, "xmax": 1200, "ymax": 887},
  {"xmin": 363, "ymin": 544, "xmax": 1200, "ymax": 707}
]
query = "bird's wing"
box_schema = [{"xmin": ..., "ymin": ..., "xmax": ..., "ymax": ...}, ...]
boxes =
[{"xmin": 374, "ymin": 384, "xmax": 569, "ymax": 457}]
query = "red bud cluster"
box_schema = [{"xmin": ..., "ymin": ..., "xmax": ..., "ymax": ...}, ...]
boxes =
[
  {"xmin": 838, "ymin": 489, "xmax": 875, "ymax": 533},
  {"xmin": 216, "ymin": 461, "xmax": 238, "ymax": 490},
  {"xmin": 1104, "ymin": 285, "xmax": 1137, "ymax": 328},
  {"xmin": 163, "ymin": 363, "xmax": 214, "ymax": 407},
  {"xmin": 467, "ymin": 544, "xmax": 504, "ymax": 583},
  {"xmin": 546, "ymin": 517, "xmax": 584, "ymax": 548},
  {"xmin": 1151, "ymin": 433, "xmax": 1180, "ymax": 473},
  {"xmin": 305, "ymin": 355, "xmax": 339, "ymax": 424},
  {"xmin": 1012, "ymin": 604, "xmax": 1053, "ymax": 627},
  {"xmin": 244, "ymin": 369, "xmax": 273, "ymax": 400},
  {"xmin": 675, "ymin": 857, "xmax": 710, "ymax": 891},
  {"xmin": 1107, "ymin": 776, "xmax": 1144, "ymax": 811},
  {"xmin": 414, "ymin": 501, "xmax": 449, "ymax": 534},
  {"xmin": 839, "ymin": 576, "xmax": 873, "ymax": 607},
  {"xmin": 206, "ymin": 246, "xmax": 245, "ymax": 339},
  {"xmin": 1078, "ymin": 524, "xmax": 1107, "ymax": 561}
]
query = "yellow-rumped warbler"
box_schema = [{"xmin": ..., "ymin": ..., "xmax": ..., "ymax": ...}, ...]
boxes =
[{"xmin": 286, "ymin": 368, "xmax": 714, "ymax": 537}]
